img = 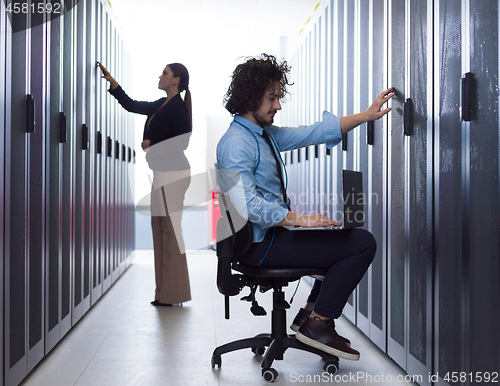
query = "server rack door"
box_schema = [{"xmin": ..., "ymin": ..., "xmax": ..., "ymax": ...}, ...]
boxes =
[
  {"xmin": 406, "ymin": 0, "xmax": 433, "ymax": 382},
  {"xmin": 28, "ymin": 2, "xmax": 47, "ymax": 372},
  {"xmin": 288, "ymin": 55, "xmax": 296, "ymax": 210},
  {"xmin": 313, "ymin": 22, "xmax": 321, "ymax": 216},
  {"xmin": 387, "ymin": 0, "xmax": 407, "ymax": 369},
  {"xmin": 434, "ymin": 0, "xmax": 464, "ymax": 383},
  {"xmin": 109, "ymin": 21, "xmax": 117, "ymax": 283},
  {"xmin": 306, "ymin": 24, "xmax": 318, "ymax": 214},
  {"xmin": 126, "ymin": 51, "xmax": 134, "ymax": 259},
  {"xmin": 114, "ymin": 32, "xmax": 120, "ymax": 273},
  {"xmin": 61, "ymin": 0, "xmax": 76, "ymax": 337},
  {"xmin": 111, "ymin": 24, "xmax": 118, "ymax": 279},
  {"xmin": 388, "ymin": 0, "xmax": 434, "ymax": 379},
  {"xmin": 333, "ymin": 0, "xmax": 344, "ymax": 240},
  {"xmin": 342, "ymin": 0, "xmax": 355, "ymax": 175},
  {"xmin": 102, "ymin": 10, "xmax": 111, "ymax": 292},
  {"xmin": 72, "ymin": 0, "xmax": 85, "ymax": 325},
  {"xmin": 285, "ymin": 54, "xmax": 295, "ymax": 210},
  {"xmin": 297, "ymin": 44, "xmax": 304, "ymax": 215},
  {"xmin": 317, "ymin": 15, "xmax": 326, "ymax": 218},
  {"xmin": 304, "ymin": 34, "xmax": 312, "ymax": 217},
  {"xmin": 1, "ymin": 3, "xmax": 8, "ymax": 384},
  {"xmin": 125, "ymin": 45, "xmax": 129, "ymax": 267},
  {"xmin": 92, "ymin": 0, "xmax": 104, "ymax": 304},
  {"xmin": 324, "ymin": 3, "xmax": 333, "ymax": 221},
  {"xmin": 123, "ymin": 39, "xmax": 128, "ymax": 267},
  {"xmin": 45, "ymin": 4, "xmax": 64, "ymax": 353},
  {"xmin": 367, "ymin": 0, "xmax": 388, "ymax": 352},
  {"xmin": 355, "ymin": 0, "xmax": 371, "ymax": 336},
  {"xmin": 5, "ymin": 5, "xmax": 29, "ymax": 385},
  {"xmin": 342, "ymin": 0, "xmax": 356, "ymax": 323},
  {"xmin": 84, "ymin": 0, "xmax": 96, "ymax": 314},
  {"xmin": 117, "ymin": 35, "xmax": 124, "ymax": 271},
  {"xmin": 467, "ymin": 0, "xmax": 500, "ymax": 380}
]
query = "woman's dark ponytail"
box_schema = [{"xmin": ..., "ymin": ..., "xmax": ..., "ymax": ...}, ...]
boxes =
[
  {"xmin": 184, "ymin": 89, "xmax": 192, "ymax": 131},
  {"xmin": 168, "ymin": 62, "xmax": 192, "ymax": 130}
]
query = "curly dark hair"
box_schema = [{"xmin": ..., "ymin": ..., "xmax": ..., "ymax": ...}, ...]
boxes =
[{"xmin": 224, "ymin": 54, "xmax": 292, "ymax": 115}]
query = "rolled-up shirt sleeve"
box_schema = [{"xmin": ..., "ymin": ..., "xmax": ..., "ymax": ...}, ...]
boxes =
[
  {"xmin": 217, "ymin": 135, "xmax": 289, "ymax": 232},
  {"xmin": 270, "ymin": 110, "xmax": 342, "ymax": 150}
]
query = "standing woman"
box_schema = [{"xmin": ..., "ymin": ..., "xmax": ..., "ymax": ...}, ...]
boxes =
[{"xmin": 98, "ymin": 61, "xmax": 192, "ymax": 306}]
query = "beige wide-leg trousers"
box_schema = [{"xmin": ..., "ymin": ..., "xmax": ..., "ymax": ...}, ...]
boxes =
[{"xmin": 150, "ymin": 169, "xmax": 191, "ymax": 304}]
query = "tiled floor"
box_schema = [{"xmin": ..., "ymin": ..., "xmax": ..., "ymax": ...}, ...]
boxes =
[{"xmin": 21, "ymin": 250, "xmax": 417, "ymax": 386}]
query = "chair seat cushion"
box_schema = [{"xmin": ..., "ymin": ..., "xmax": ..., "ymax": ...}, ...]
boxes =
[{"xmin": 233, "ymin": 263, "xmax": 327, "ymax": 279}]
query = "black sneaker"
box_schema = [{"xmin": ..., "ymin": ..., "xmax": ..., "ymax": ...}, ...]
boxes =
[
  {"xmin": 291, "ymin": 308, "xmax": 351, "ymax": 347},
  {"xmin": 296, "ymin": 316, "xmax": 360, "ymax": 361}
]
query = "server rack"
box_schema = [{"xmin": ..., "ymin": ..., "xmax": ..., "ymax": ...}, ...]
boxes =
[
  {"xmin": 83, "ymin": 0, "xmax": 96, "ymax": 316},
  {"xmin": 1, "ymin": 2, "xmax": 7, "ymax": 384},
  {"xmin": 318, "ymin": 13, "xmax": 328, "ymax": 218},
  {"xmin": 355, "ymin": 0, "xmax": 372, "ymax": 337},
  {"xmin": 324, "ymin": 3, "xmax": 333, "ymax": 222},
  {"xmin": 386, "ymin": 0, "xmax": 433, "ymax": 381},
  {"xmin": 465, "ymin": 0, "xmax": 500, "ymax": 381},
  {"xmin": 340, "ymin": 0, "xmax": 357, "ymax": 322},
  {"xmin": 5, "ymin": 5, "xmax": 32, "ymax": 384},
  {"xmin": 366, "ymin": 0, "xmax": 388, "ymax": 352},
  {"xmin": 45, "ymin": 0, "xmax": 64, "ymax": 354},
  {"xmin": 72, "ymin": 0, "xmax": 86, "ymax": 325},
  {"xmin": 284, "ymin": 0, "xmax": 500, "ymax": 384},
  {"xmin": 92, "ymin": 0, "xmax": 104, "ymax": 305},
  {"xmin": 332, "ymin": 0, "xmax": 343, "ymax": 241},
  {"xmin": 1, "ymin": 0, "xmax": 134, "ymax": 384}
]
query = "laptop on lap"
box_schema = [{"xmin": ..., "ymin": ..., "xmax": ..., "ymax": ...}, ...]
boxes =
[{"xmin": 286, "ymin": 169, "xmax": 364, "ymax": 230}]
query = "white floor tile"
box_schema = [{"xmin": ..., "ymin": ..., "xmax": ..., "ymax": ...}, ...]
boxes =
[{"xmin": 21, "ymin": 250, "xmax": 417, "ymax": 386}]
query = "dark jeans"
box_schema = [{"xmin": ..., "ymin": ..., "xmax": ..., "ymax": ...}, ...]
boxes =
[{"xmin": 240, "ymin": 227, "xmax": 376, "ymax": 319}]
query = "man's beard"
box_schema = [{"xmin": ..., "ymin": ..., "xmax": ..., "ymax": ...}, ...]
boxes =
[{"xmin": 252, "ymin": 111, "xmax": 275, "ymax": 127}]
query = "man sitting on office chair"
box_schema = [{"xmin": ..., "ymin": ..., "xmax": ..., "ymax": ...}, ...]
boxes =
[{"xmin": 216, "ymin": 53, "xmax": 394, "ymax": 361}]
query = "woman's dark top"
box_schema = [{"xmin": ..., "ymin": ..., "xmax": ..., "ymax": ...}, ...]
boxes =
[{"xmin": 109, "ymin": 86, "xmax": 191, "ymax": 171}]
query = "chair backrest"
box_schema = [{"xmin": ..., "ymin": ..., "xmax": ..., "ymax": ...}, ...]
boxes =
[
  {"xmin": 216, "ymin": 193, "xmax": 253, "ymax": 260},
  {"xmin": 216, "ymin": 193, "xmax": 253, "ymax": 297}
]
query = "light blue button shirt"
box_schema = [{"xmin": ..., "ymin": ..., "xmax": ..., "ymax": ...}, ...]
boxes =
[{"xmin": 216, "ymin": 111, "xmax": 342, "ymax": 243}]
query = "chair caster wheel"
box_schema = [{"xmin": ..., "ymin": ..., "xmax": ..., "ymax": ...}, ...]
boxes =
[
  {"xmin": 211, "ymin": 355, "xmax": 221, "ymax": 368},
  {"xmin": 323, "ymin": 361, "xmax": 339, "ymax": 375},
  {"xmin": 252, "ymin": 346, "xmax": 266, "ymax": 356},
  {"xmin": 262, "ymin": 367, "xmax": 278, "ymax": 382}
]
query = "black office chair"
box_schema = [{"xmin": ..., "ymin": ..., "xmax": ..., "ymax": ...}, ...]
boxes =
[{"xmin": 211, "ymin": 194, "xmax": 339, "ymax": 382}]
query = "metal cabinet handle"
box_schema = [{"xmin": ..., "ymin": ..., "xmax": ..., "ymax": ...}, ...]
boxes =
[
  {"xmin": 82, "ymin": 124, "xmax": 89, "ymax": 150},
  {"xmin": 115, "ymin": 140, "xmax": 120, "ymax": 160},
  {"xmin": 59, "ymin": 112, "xmax": 67, "ymax": 143},
  {"xmin": 107, "ymin": 136, "xmax": 112, "ymax": 157},
  {"xmin": 342, "ymin": 133, "xmax": 348, "ymax": 151},
  {"xmin": 26, "ymin": 95, "xmax": 35, "ymax": 133},
  {"xmin": 367, "ymin": 120, "xmax": 374, "ymax": 145},
  {"xmin": 96, "ymin": 131, "xmax": 102, "ymax": 154},
  {"xmin": 404, "ymin": 98, "xmax": 413, "ymax": 136},
  {"xmin": 461, "ymin": 72, "xmax": 473, "ymax": 121}
]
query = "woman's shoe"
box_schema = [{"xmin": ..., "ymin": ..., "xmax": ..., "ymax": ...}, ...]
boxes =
[{"xmin": 150, "ymin": 300, "xmax": 173, "ymax": 306}]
